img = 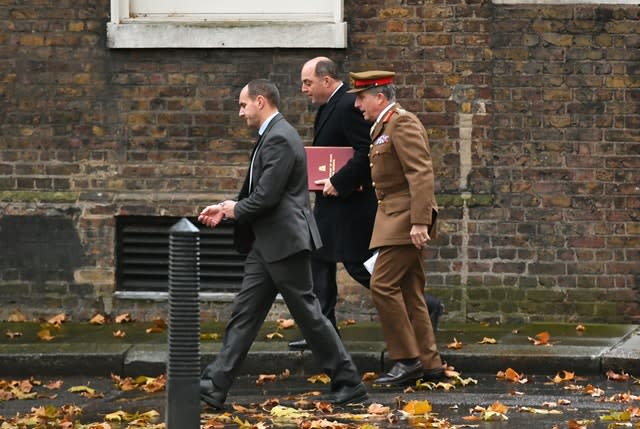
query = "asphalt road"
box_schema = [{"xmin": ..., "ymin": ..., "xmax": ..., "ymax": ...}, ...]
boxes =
[{"xmin": 1, "ymin": 372, "xmax": 639, "ymax": 428}]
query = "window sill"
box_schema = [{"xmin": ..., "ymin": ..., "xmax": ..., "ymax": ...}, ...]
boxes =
[{"xmin": 107, "ymin": 21, "xmax": 348, "ymax": 48}]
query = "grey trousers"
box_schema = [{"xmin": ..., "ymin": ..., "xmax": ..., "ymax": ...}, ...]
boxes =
[{"xmin": 201, "ymin": 249, "xmax": 361, "ymax": 399}]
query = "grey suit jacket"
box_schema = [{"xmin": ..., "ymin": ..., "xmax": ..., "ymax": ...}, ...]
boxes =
[{"xmin": 233, "ymin": 113, "xmax": 322, "ymax": 262}]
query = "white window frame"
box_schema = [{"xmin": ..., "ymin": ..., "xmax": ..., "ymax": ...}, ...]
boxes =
[{"xmin": 108, "ymin": 0, "xmax": 347, "ymax": 48}]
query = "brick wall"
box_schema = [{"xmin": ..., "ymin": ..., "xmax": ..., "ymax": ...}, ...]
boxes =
[{"xmin": 0, "ymin": 0, "xmax": 638, "ymax": 323}]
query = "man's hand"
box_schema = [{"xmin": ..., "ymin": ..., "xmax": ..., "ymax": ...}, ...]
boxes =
[
  {"xmin": 198, "ymin": 204, "xmax": 224, "ymax": 228},
  {"xmin": 315, "ymin": 178, "xmax": 339, "ymax": 197},
  {"xmin": 410, "ymin": 224, "xmax": 431, "ymax": 249},
  {"xmin": 198, "ymin": 200, "xmax": 237, "ymax": 228}
]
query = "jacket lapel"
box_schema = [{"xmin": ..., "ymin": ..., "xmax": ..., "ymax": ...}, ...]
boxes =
[{"xmin": 313, "ymin": 85, "xmax": 345, "ymax": 140}]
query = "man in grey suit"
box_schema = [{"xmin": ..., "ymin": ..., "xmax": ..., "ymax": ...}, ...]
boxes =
[{"xmin": 198, "ymin": 79, "xmax": 367, "ymax": 410}]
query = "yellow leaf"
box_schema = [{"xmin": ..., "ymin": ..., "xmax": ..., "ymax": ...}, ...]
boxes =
[
  {"xmin": 478, "ymin": 337, "xmax": 497, "ymax": 344},
  {"xmin": 341, "ymin": 319, "xmax": 357, "ymax": 326},
  {"xmin": 113, "ymin": 330, "xmax": 126, "ymax": 338},
  {"xmin": 402, "ymin": 399, "xmax": 432, "ymax": 415},
  {"xmin": 266, "ymin": 331, "xmax": 283, "ymax": 340},
  {"xmin": 105, "ymin": 410, "xmax": 127, "ymax": 421},
  {"xmin": 576, "ymin": 324, "xmax": 586, "ymax": 332},
  {"xmin": 307, "ymin": 373, "xmax": 331, "ymax": 384},
  {"xmin": 37, "ymin": 329, "xmax": 55, "ymax": 341},
  {"xmin": 5, "ymin": 330, "xmax": 22, "ymax": 339},
  {"xmin": 200, "ymin": 332, "xmax": 220, "ymax": 340},
  {"xmin": 270, "ymin": 405, "xmax": 311, "ymax": 419}
]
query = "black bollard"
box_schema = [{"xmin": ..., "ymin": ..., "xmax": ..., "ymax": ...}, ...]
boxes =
[{"xmin": 166, "ymin": 218, "xmax": 201, "ymax": 429}]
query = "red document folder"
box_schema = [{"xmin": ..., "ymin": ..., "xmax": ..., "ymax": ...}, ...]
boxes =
[{"xmin": 304, "ymin": 146, "xmax": 355, "ymax": 191}]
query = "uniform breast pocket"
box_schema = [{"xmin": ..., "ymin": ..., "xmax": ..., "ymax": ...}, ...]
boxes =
[{"xmin": 371, "ymin": 144, "xmax": 396, "ymax": 182}]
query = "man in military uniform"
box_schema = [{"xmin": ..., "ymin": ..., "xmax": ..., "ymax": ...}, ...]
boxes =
[{"xmin": 349, "ymin": 70, "xmax": 444, "ymax": 386}]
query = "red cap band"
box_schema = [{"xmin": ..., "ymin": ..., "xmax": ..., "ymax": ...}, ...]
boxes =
[{"xmin": 353, "ymin": 76, "xmax": 394, "ymax": 89}]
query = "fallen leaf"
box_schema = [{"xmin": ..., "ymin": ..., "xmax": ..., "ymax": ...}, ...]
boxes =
[
  {"xmin": 528, "ymin": 331, "xmax": 551, "ymax": 346},
  {"xmin": 45, "ymin": 380, "xmax": 64, "ymax": 390},
  {"xmin": 256, "ymin": 374, "xmax": 277, "ymax": 385},
  {"xmin": 145, "ymin": 318, "xmax": 167, "ymax": 334},
  {"xmin": 113, "ymin": 330, "xmax": 126, "ymax": 338},
  {"xmin": 478, "ymin": 337, "xmax": 497, "ymax": 344},
  {"xmin": 496, "ymin": 368, "xmax": 528, "ymax": 384},
  {"xmin": 576, "ymin": 324, "xmax": 586, "ymax": 332},
  {"xmin": 5, "ymin": 330, "xmax": 22, "ymax": 339},
  {"xmin": 606, "ymin": 369, "xmax": 630, "ymax": 382},
  {"xmin": 68, "ymin": 385, "xmax": 103, "ymax": 398},
  {"xmin": 37, "ymin": 329, "xmax": 55, "ymax": 341},
  {"xmin": 341, "ymin": 319, "xmax": 357, "ymax": 326},
  {"xmin": 362, "ymin": 372, "xmax": 377, "ymax": 381},
  {"xmin": 7, "ymin": 310, "xmax": 27, "ymax": 322},
  {"xmin": 314, "ymin": 401, "xmax": 333, "ymax": 413},
  {"xmin": 402, "ymin": 399, "xmax": 432, "ymax": 415},
  {"xmin": 270, "ymin": 405, "xmax": 311, "ymax": 420},
  {"xmin": 277, "ymin": 319, "xmax": 295, "ymax": 329},
  {"xmin": 368, "ymin": 403, "xmax": 390, "ymax": 415},
  {"xmin": 447, "ymin": 337, "xmax": 463, "ymax": 349},
  {"xmin": 583, "ymin": 384, "xmax": 604, "ymax": 397},
  {"xmin": 232, "ymin": 403, "xmax": 252, "ymax": 413},
  {"xmin": 47, "ymin": 313, "xmax": 67, "ymax": 328},
  {"xmin": 89, "ymin": 314, "xmax": 106, "ymax": 325},
  {"xmin": 201, "ymin": 332, "xmax": 220, "ymax": 340},
  {"xmin": 266, "ymin": 331, "xmax": 283, "ymax": 339},
  {"xmin": 115, "ymin": 313, "xmax": 133, "ymax": 323},
  {"xmin": 307, "ymin": 373, "xmax": 331, "ymax": 384},
  {"xmin": 550, "ymin": 370, "xmax": 575, "ymax": 383},
  {"xmin": 518, "ymin": 406, "xmax": 562, "ymax": 415}
]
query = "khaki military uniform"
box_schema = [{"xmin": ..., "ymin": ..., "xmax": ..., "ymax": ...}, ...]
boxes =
[{"xmin": 368, "ymin": 103, "xmax": 442, "ymax": 371}]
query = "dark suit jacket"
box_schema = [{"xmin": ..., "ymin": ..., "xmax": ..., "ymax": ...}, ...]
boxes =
[
  {"xmin": 233, "ymin": 113, "xmax": 322, "ymax": 262},
  {"xmin": 312, "ymin": 84, "xmax": 377, "ymax": 262}
]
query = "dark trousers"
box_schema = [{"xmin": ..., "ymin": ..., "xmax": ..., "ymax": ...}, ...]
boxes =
[
  {"xmin": 312, "ymin": 258, "xmax": 370, "ymax": 329},
  {"xmin": 202, "ymin": 249, "xmax": 361, "ymax": 399},
  {"xmin": 312, "ymin": 256, "xmax": 442, "ymax": 331}
]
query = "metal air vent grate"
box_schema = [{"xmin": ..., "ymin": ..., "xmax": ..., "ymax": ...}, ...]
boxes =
[{"xmin": 116, "ymin": 216, "xmax": 245, "ymax": 292}]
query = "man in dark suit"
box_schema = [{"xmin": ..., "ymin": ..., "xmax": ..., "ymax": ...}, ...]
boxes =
[
  {"xmin": 290, "ymin": 57, "xmax": 443, "ymax": 350},
  {"xmin": 198, "ymin": 79, "xmax": 367, "ymax": 409},
  {"xmin": 287, "ymin": 57, "xmax": 377, "ymax": 350}
]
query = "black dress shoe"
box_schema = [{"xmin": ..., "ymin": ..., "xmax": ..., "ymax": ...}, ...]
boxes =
[
  {"xmin": 374, "ymin": 360, "xmax": 423, "ymax": 386},
  {"xmin": 323, "ymin": 382, "xmax": 368, "ymax": 405},
  {"xmin": 200, "ymin": 379, "xmax": 225, "ymax": 410},
  {"xmin": 421, "ymin": 367, "xmax": 445, "ymax": 382},
  {"xmin": 288, "ymin": 339, "xmax": 309, "ymax": 350}
]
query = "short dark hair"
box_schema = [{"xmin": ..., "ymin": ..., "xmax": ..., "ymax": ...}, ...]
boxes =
[
  {"xmin": 246, "ymin": 79, "xmax": 280, "ymax": 108},
  {"xmin": 315, "ymin": 59, "xmax": 339, "ymax": 80}
]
